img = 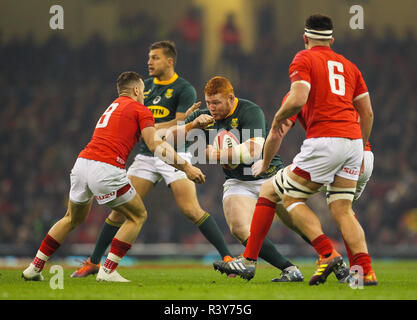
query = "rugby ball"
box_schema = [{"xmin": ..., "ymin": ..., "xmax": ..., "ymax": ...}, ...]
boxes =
[{"xmin": 213, "ymin": 130, "xmax": 240, "ymax": 170}]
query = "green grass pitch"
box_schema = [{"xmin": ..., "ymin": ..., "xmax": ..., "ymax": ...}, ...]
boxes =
[{"xmin": 1, "ymin": 260, "xmax": 417, "ymax": 300}]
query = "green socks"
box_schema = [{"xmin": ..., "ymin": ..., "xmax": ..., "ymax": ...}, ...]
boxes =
[
  {"xmin": 90, "ymin": 213, "xmax": 232, "ymax": 264},
  {"xmin": 90, "ymin": 218, "xmax": 122, "ymax": 264},
  {"xmin": 242, "ymin": 237, "xmax": 293, "ymax": 271},
  {"xmin": 196, "ymin": 213, "xmax": 233, "ymax": 259}
]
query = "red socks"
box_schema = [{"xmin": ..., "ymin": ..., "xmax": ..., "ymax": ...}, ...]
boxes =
[
  {"xmin": 32, "ymin": 234, "xmax": 61, "ymax": 271},
  {"xmin": 352, "ymin": 252, "xmax": 372, "ymax": 275},
  {"xmin": 311, "ymin": 234, "xmax": 334, "ymax": 258},
  {"xmin": 243, "ymin": 197, "xmax": 276, "ymax": 260},
  {"xmin": 103, "ymin": 238, "xmax": 132, "ymax": 273}
]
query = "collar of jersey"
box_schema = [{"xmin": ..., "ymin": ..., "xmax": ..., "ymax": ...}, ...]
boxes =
[
  {"xmin": 153, "ymin": 73, "xmax": 178, "ymax": 85},
  {"xmin": 225, "ymin": 98, "xmax": 239, "ymax": 118}
]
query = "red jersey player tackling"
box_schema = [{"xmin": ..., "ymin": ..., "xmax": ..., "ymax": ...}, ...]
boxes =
[
  {"xmin": 215, "ymin": 14, "xmax": 376, "ymax": 286},
  {"xmin": 22, "ymin": 71, "xmax": 205, "ymax": 282}
]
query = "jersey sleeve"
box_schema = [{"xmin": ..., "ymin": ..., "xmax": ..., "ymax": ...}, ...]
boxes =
[
  {"xmin": 353, "ymin": 67, "xmax": 369, "ymax": 101},
  {"xmin": 289, "ymin": 50, "xmax": 312, "ymax": 88},
  {"xmin": 176, "ymin": 84, "xmax": 197, "ymax": 114},
  {"xmin": 137, "ymin": 105, "xmax": 155, "ymax": 131}
]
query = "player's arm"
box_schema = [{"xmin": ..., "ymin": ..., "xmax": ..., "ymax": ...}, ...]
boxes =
[
  {"xmin": 272, "ymin": 82, "xmax": 309, "ymax": 125},
  {"xmin": 207, "ymin": 107, "xmax": 266, "ymax": 165},
  {"xmin": 141, "ymin": 126, "xmax": 205, "ymax": 184},
  {"xmin": 165, "ymin": 111, "xmax": 213, "ymax": 148},
  {"xmin": 253, "ymin": 118, "xmax": 293, "ymax": 177},
  {"xmin": 353, "ymin": 93, "xmax": 373, "ymax": 149},
  {"xmin": 206, "ymin": 137, "xmax": 265, "ymax": 165}
]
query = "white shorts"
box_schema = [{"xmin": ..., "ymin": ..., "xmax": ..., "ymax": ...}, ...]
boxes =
[
  {"xmin": 127, "ymin": 152, "xmax": 193, "ymax": 185},
  {"xmin": 292, "ymin": 137, "xmax": 363, "ymax": 184},
  {"xmin": 223, "ymin": 178, "xmax": 270, "ymax": 201},
  {"xmin": 319, "ymin": 150, "xmax": 374, "ymax": 201},
  {"xmin": 69, "ymin": 158, "xmax": 136, "ymax": 208}
]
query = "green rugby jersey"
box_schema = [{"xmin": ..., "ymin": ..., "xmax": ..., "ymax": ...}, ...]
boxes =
[
  {"xmin": 137, "ymin": 73, "xmax": 197, "ymax": 156},
  {"xmin": 185, "ymin": 98, "xmax": 284, "ymax": 181}
]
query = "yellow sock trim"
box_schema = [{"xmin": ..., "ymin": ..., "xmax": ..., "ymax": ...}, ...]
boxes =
[
  {"xmin": 195, "ymin": 212, "xmax": 210, "ymax": 227},
  {"xmin": 105, "ymin": 218, "xmax": 123, "ymax": 228}
]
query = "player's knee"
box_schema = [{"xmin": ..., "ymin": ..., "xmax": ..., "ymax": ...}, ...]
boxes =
[
  {"xmin": 229, "ymin": 223, "xmax": 249, "ymax": 241},
  {"xmin": 108, "ymin": 210, "xmax": 126, "ymax": 224},
  {"xmin": 64, "ymin": 212, "xmax": 86, "ymax": 230},
  {"xmin": 180, "ymin": 204, "xmax": 203, "ymax": 222}
]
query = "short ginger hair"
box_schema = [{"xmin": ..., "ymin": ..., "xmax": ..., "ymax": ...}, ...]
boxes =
[{"xmin": 204, "ymin": 76, "xmax": 234, "ymax": 96}]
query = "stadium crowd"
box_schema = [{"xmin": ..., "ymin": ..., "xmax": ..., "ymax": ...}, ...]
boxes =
[{"xmin": 0, "ymin": 11, "xmax": 416, "ymax": 256}]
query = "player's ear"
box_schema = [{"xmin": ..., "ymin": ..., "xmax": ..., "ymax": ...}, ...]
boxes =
[
  {"xmin": 167, "ymin": 57, "xmax": 175, "ymax": 67},
  {"xmin": 228, "ymin": 93, "xmax": 235, "ymax": 104},
  {"xmin": 329, "ymin": 38, "xmax": 335, "ymax": 46},
  {"xmin": 133, "ymin": 85, "xmax": 139, "ymax": 96},
  {"xmin": 303, "ymin": 34, "xmax": 308, "ymax": 45}
]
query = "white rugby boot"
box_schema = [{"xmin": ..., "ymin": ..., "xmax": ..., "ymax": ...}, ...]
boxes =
[
  {"xmin": 96, "ymin": 266, "xmax": 131, "ymax": 282},
  {"xmin": 22, "ymin": 263, "xmax": 44, "ymax": 281}
]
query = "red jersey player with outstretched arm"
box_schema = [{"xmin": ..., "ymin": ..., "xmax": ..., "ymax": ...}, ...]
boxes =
[
  {"xmin": 22, "ymin": 71, "xmax": 205, "ymax": 282},
  {"xmin": 214, "ymin": 14, "xmax": 376, "ymax": 286},
  {"xmin": 248, "ymin": 93, "xmax": 375, "ymax": 281}
]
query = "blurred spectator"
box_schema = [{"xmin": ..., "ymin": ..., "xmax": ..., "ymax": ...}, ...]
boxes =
[
  {"xmin": 171, "ymin": 6, "xmax": 203, "ymax": 86},
  {"xmin": 220, "ymin": 13, "xmax": 245, "ymax": 68}
]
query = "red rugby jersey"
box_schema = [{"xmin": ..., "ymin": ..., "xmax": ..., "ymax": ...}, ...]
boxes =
[
  {"xmin": 281, "ymin": 93, "xmax": 372, "ymax": 151},
  {"xmin": 289, "ymin": 46, "xmax": 368, "ymax": 139},
  {"xmin": 79, "ymin": 96, "xmax": 155, "ymax": 168}
]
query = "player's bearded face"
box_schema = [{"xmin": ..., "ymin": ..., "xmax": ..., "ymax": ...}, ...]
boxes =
[
  {"xmin": 205, "ymin": 93, "xmax": 234, "ymax": 121},
  {"xmin": 148, "ymin": 49, "xmax": 171, "ymax": 78}
]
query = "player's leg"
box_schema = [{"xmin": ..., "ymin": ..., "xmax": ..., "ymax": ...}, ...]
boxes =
[
  {"xmin": 158, "ymin": 151, "xmax": 233, "ymax": 260},
  {"xmin": 24, "ymin": 158, "xmax": 94, "ymax": 281},
  {"xmin": 341, "ymin": 150, "xmax": 374, "ymax": 268},
  {"xmin": 235, "ymin": 178, "xmax": 304, "ymax": 282},
  {"xmin": 71, "ymin": 176, "xmax": 154, "ymax": 278},
  {"xmin": 221, "ymin": 191, "xmax": 297, "ymax": 280},
  {"xmin": 328, "ymin": 175, "xmax": 377, "ymax": 285},
  {"xmin": 89, "ymin": 177, "xmax": 153, "ymax": 261},
  {"xmin": 22, "ymin": 199, "xmax": 93, "ymax": 281},
  {"xmin": 169, "ymin": 178, "xmax": 233, "ymax": 259},
  {"xmin": 71, "ymin": 156, "xmax": 157, "ymax": 277},
  {"xmin": 281, "ymin": 168, "xmax": 343, "ymax": 285},
  {"xmin": 97, "ymin": 193, "xmax": 148, "ymax": 282}
]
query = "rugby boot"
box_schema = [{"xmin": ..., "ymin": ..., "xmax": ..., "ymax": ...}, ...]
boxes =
[
  {"xmin": 71, "ymin": 257, "xmax": 100, "ymax": 278},
  {"xmin": 348, "ymin": 268, "xmax": 378, "ymax": 287},
  {"xmin": 333, "ymin": 260, "xmax": 350, "ymax": 283},
  {"xmin": 309, "ymin": 250, "xmax": 343, "ymax": 285},
  {"xmin": 271, "ymin": 265, "xmax": 304, "ymax": 282},
  {"xmin": 213, "ymin": 256, "xmax": 256, "ymax": 281},
  {"xmin": 223, "ymin": 255, "xmax": 237, "ymax": 278},
  {"xmin": 22, "ymin": 263, "xmax": 44, "ymax": 281},
  {"xmin": 96, "ymin": 266, "xmax": 130, "ymax": 282}
]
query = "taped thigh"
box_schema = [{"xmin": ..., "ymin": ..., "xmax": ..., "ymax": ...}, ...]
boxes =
[
  {"xmin": 326, "ymin": 185, "xmax": 356, "ymax": 204},
  {"xmin": 282, "ymin": 168, "xmax": 316, "ymax": 199},
  {"xmin": 272, "ymin": 168, "xmax": 285, "ymax": 203}
]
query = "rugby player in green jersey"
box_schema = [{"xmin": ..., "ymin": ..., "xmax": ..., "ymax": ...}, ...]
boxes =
[
  {"xmin": 169, "ymin": 76, "xmax": 304, "ymax": 282},
  {"xmin": 71, "ymin": 41, "xmax": 233, "ymax": 278}
]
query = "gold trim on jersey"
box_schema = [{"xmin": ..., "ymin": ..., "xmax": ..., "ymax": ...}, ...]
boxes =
[
  {"xmin": 225, "ymin": 98, "xmax": 239, "ymax": 118},
  {"xmin": 153, "ymin": 73, "xmax": 179, "ymax": 85}
]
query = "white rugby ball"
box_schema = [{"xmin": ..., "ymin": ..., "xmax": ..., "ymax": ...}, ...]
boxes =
[{"xmin": 213, "ymin": 130, "xmax": 240, "ymax": 170}]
